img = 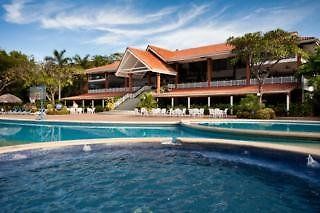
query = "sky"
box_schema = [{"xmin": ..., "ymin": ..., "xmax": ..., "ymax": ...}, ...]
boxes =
[{"xmin": 0, "ymin": 0, "xmax": 319, "ymax": 60}]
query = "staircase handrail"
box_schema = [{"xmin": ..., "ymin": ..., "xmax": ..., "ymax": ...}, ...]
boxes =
[{"xmin": 114, "ymin": 86, "xmax": 151, "ymax": 109}]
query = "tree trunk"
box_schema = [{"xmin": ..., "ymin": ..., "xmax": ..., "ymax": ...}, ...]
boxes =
[
  {"xmin": 258, "ymin": 81, "xmax": 263, "ymax": 105},
  {"xmin": 58, "ymin": 79, "xmax": 61, "ymax": 102}
]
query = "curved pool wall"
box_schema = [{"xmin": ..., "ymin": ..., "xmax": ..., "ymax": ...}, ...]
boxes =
[
  {"xmin": 188, "ymin": 121, "xmax": 320, "ymax": 140},
  {"xmin": 201, "ymin": 120, "xmax": 320, "ymax": 133},
  {"xmin": 0, "ymin": 119, "xmax": 320, "ymax": 147},
  {"xmin": 0, "ymin": 142, "xmax": 319, "ymax": 212}
]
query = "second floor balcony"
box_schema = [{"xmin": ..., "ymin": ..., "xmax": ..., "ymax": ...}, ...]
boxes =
[{"xmin": 167, "ymin": 76, "xmax": 298, "ymax": 90}]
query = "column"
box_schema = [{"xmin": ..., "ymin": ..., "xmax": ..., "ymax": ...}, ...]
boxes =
[
  {"xmin": 175, "ymin": 64, "xmax": 179, "ymax": 88},
  {"xmin": 102, "ymin": 99, "xmax": 105, "ymax": 108},
  {"xmin": 64, "ymin": 100, "xmax": 66, "ymax": 106},
  {"xmin": 105, "ymin": 73, "xmax": 109, "ymax": 89},
  {"xmin": 286, "ymin": 93, "xmax": 290, "ymax": 114},
  {"xmin": 92, "ymin": 100, "xmax": 94, "ymax": 108},
  {"xmin": 207, "ymin": 58, "xmax": 213, "ymax": 87},
  {"xmin": 207, "ymin": 96, "xmax": 211, "ymax": 107},
  {"xmin": 246, "ymin": 60, "xmax": 250, "ymax": 85},
  {"xmin": 156, "ymin": 73, "xmax": 161, "ymax": 94},
  {"xmin": 187, "ymin": 97, "xmax": 191, "ymax": 109},
  {"xmin": 230, "ymin": 95, "xmax": 234, "ymax": 115},
  {"xmin": 129, "ymin": 73, "xmax": 133, "ymax": 93},
  {"xmin": 147, "ymin": 72, "xmax": 152, "ymax": 86},
  {"xmin": 82, "ymin": 100, "xmax": 85, "ymax": 108},
  {"xmin": 171, "ymin": 97, "xmax": 174, "ymax": 108}
]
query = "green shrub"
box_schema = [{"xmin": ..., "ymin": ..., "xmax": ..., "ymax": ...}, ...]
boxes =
[
  {"xmin": 236, "ymin": 94, "xmax": 263, "ymax": 118},
  {"xmin": 105, "ymin": 97, "xmax": 115, "ymax": 111},
  {"xmin": 95, "ymin": 105, "xmax": 104, "ymax": 113},
  {"xmin": 264, "ymin": 108, "xmax": 276, "ymax": 119},
  {"xmin": 138, "ymin": 92, "xmax": 157, "ymax": 110},
  {"xmin": 289, "ymin": 102, "xmax": 313, "ymax": 117},
  {"xmin": 46, "ymin": 104, "xmax": 54, "ymax": 110}
]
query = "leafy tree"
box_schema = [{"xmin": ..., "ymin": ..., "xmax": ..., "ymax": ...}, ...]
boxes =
[
  {"xmin": 45, "ymin": 50, "xmax": 70, "ymax": 101},
  {"xmin": 227, "ymin": 29, "xmax": 304, "ymax": 104},
  {"xmin": 26, "ymin": 61, "xmax": 77, "ymax": 104},
  {"xmin": 0, "ymin": 49, "xmax": 35, "ymax": 94},
  {"xmin": 297, "ymin": 47, "xmax": 320, "ymax": 115},
  {"xmin": 91, "ymin": 55, "xmax": 108, "ymax": 67},
  {"xmin": 107, "ymin": 52, "xmax": 123, "ymax": 62},
  {"xmin": 73, "ymin": 54, "xmax": 90, "ymax": 69}
]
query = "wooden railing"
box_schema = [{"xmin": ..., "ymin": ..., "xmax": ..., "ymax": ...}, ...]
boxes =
[{"xmin": 88, "ymin": 86, "xmax": 140, "ymax": 94}]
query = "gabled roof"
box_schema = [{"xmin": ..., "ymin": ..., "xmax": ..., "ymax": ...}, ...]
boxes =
[
  {"xmin": 128, "ymin": 47, "xmax": 175, "ymax": 74},
  {"xmin": 85, "ymin": 61, "xmax": 120, "ymax": 74},
  {"xmin": 115, "ymin": 47, "xmax": 176, "ymax": 77},
  {"xmin": 147, "ymin": 43, "xmax": 234, "ymax": 62}
]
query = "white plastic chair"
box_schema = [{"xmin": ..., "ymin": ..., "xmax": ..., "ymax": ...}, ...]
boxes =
[{"xmin": 199, "ymin": 108, "xmax": 204, "ymax": 117}]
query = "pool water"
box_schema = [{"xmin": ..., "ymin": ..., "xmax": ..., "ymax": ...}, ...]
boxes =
[
  {"xmin": 0, "ymin": 144, "xmax": 319, "ymax": 212},
  {"xmin": 201, "ymin": 121, "xmax": 320, "ymax": 133},
  {"xmin": 0, "ymin": 120, "xmax": 320, "ymax": 147}
]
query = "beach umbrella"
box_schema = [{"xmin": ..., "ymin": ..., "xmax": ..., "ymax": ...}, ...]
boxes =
[{"xmin": 0, "ymin": 93, "xmax": 23, "ymax": 104}]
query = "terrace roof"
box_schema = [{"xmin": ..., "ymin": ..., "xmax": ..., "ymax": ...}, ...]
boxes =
[
  {"xmin": 85, "ymin": 61, "xmax": 120, "ymax": 74},
  {"xmin": 62, "ymin": 92, "xmax": 124, "ymax": 101}
]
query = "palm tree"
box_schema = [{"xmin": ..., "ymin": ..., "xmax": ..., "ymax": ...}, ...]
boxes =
[
  {"xmin": 73, "ymin": 54, "xmax": 90, "ymax": 69},
  {"xmin": 45, "ymin": 50, "xmax": 70, "ymax": 101}
]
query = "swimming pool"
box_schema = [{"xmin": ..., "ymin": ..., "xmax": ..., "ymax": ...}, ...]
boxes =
[
  {"xmin": 0, "ymin": 143, "xmax": 319, "ymax": 212},
  {"xmin": 0, "ymin": 119, "xmax": 319, "ymax": 147},
  {"xmin": 201, "ymin": 121, "xmax": 320, "ymax": 133}
]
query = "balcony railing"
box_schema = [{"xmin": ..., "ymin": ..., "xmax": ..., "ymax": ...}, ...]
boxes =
[
  {"xmin": 88, "ymin": 86, "xmax": 140, "ymax": 94},
  {"xmin": 167, "ymin": 76, "xmax": 297, "ymax": 90},
  {"xmin": 250, "ymin": 76, "xmax": 297, "ymax": 85}
]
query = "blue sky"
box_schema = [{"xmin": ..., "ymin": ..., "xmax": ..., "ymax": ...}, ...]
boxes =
[{"xmin": 0, "ymin": 0, "xmax": 319, "ymax": 60}]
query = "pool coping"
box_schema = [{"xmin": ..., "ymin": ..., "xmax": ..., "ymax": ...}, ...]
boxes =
[
  {"xmin": 181, "ymin": 121, "xmax": 320, "ymax": 140},
  {"xmin": 0, "ymin": 137, "xmax": 319, "ymax": 158}
]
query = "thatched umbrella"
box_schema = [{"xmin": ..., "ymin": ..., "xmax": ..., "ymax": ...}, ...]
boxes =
[{"xmin": 0, "ymin": 93, "xmax": 23, "ymax": 104}]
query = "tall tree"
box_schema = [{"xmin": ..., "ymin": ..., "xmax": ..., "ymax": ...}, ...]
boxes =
[
  {"xmin": 297, "ymin": 47, "xmax": 320, "ymax": 113},
  {"xmin": 91, "ymin": 55, "xmax": 108, "ymax": 67},
  {"xmin": 227, "ymin": 29, "xmax": 304, "ymax": 103},
  {"xmin": 0, "ymin": 49, "xmax": 35, "ymax": 94},
  {"xmin": 45, "ymin": 50, "xmax": 70, "ymax": 101},
  {"xmin": 73, "ymin": 54, "xmax": 90, "ymax": 69}
]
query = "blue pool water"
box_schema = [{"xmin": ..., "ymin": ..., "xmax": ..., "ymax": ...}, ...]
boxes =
[
  {"xmin": 0, "ymin": 119, "xmax": 319, "ymax": 146},
  {"xmin": 0, "ymin": 144, "xmax": 319, "ymax": 212},
  {"xmin": 201, "ymin": 121, "xmax": 320, "ymax": 133}
]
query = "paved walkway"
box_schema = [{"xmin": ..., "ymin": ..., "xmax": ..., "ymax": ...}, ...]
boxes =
[{"xmin": 0, "ymin": 113, "xmax": 220, "ymax": 123}]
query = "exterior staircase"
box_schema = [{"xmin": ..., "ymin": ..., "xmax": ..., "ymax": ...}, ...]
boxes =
[{"xmin": 114, "ymin": 86, "xmax": 152, "ymax": 110}]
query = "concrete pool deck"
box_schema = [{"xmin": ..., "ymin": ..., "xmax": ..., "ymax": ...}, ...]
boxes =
[{"xmin": 0, "ymin": 114, "xmax": 319, "ymax": 157}]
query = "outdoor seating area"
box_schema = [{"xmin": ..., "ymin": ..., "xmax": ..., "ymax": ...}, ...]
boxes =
[
  {"xmin": 68, "ymin": 107, "xmax": 96, "ymax": 114},
  {"xmin": 134, "ymin": 108, "xmax": 228, "ymax": 118}
]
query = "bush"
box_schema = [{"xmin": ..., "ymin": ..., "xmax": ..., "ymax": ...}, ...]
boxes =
[
  {"xmin": 255, "ymin": 108, "xmax": 276, "ymax": 119},
  {"xmin": 46, "ymin": 106, "xmax": 69, "ymax": 115},
  {"xmin": 95, "ymin": 105, "xmax": 104, "ymax": 113},
  {"xmin": 138, "ymin": 92, "xmax": 157, "ymax": 110},
  {"xmin": 264, "ymin": 108, "xmax": 276, "ymax": 119},
  {"xmin": 236, "ymin": 94, "xmax": 263, "ymax": 118},
  {"xmin": 289, "ymin": 102, "xmax": 313, "ymax": 117}
]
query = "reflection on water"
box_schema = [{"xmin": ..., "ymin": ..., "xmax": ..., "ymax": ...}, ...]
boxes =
[{"xmin": 0, "ymin": 127, "xmax": 22, "ymax": 136}]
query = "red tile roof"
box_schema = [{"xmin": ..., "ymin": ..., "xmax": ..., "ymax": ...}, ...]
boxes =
[
  {"xmin": 127, "ymin": 47, "xmax": 176, "ymax": 75},
  {"xmin": 153, "ymin": 83, "xmax": 297, "ymax": 98},
  {"xmin": 147, "ymin": 43, "xmax": 234, "ymax": 62},
  {"xmin": 85, "ymin": 61, "xmax": 120, "ymax": 74},
  {"xmin": 62, "ymin": 92, "xmax": 125, "ymax": 100}
]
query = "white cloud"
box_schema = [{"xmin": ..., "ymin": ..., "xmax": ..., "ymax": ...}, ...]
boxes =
[
  {"xmin": 3, "ymin": 0, "xmax": 29, "ymax": 23},
  {"xmin": 2, "ymin": 0, "xmax": 317, "ymax": 54}
]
